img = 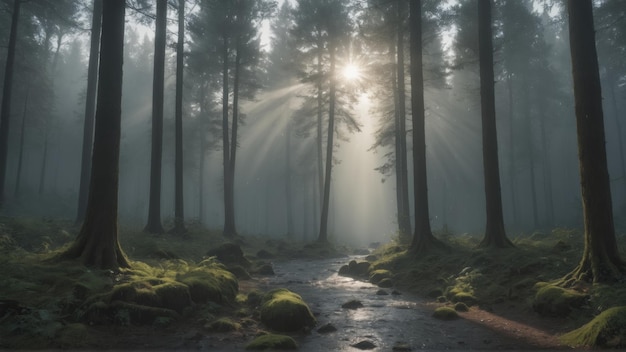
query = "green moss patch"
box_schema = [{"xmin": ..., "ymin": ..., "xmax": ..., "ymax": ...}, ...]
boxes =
[
  {"xmin": 432, "ymin": 306, "xmax": 459, "ymax": 320},
  {"xmin": 245, "ymin": 333, "xmax": 298, "ymax": 350},
  {"xmin": 561, "ymin": 306, "xmax": 626, "ymax": 348},
  {"xmin": 532, "ymin": 284, "xmax": 588, "ymax": 317},
  {"xmin": 177, "ymin": 266, "xmax": 238, "ymax": 304},
  {"xmin": 205, "ymin": 317, "xmax": 241, "ymax": 332},
  {"xmin": 260, "ymin": 288, "xmax": 316, "ymax": 332},
  {"xmin": 369, "ymin": 269, "xmax": 392, "ymax": 285}
]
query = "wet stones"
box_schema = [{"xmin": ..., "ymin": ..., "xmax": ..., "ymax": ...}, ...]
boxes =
[
  {"xmin": 351, "ymin": 340, "xmax": 377, "ymax": 350},
  {"xmin": 338, "ymin": 260, "xmax": 371, "ymax": 278},
  {"xmin": 317, "ymin": 322, "xmax": 337, "ymax": 334},
  {"xmin": 341, "ymin": 299, "xmax": 364, "ymax": 309}
]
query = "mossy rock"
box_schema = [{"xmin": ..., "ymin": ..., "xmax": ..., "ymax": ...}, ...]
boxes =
[
  {"xmin": 260, "ymin": 288, "xmax": 316, "ymax": 332},
  {"xmin": 378, "ymin": 278, "xmax": 394, "ymax": 288},
  {"xmin": 369, "ymin": 269, "xmax": 392, "ymax": 285},
  {"xmin": 454, "ymin": 302, "xmax": 469, "ymax": 312},
  {"xmin": 177, "ymin": 266, "xmax": 238, "ymax": 304},
  {"xmin": 532, "ymin": 284, "xmax": 587, "ymax": 317},
  {"xmin": 154, "ymin": 281, "xmax": 192, "ymax": 313},
  {"xmin": 451, "ymin": 292, "xmax": 478, "ymax": 306},
  {"xmin": 82, "ymin": 301, "xmax": 179, "ymax": 326},
  {"xmin": 205, "ymin": 317, "xmax": 241, "ymax": 332},
  {"xmin": 561, "ymin": 306, "xmax": 626, "ymax": 348},
  {"xmin": 206, "ymin": 242, "xmax": 251, "ymax": 268},
  {"xmin": 432, "ymin": 306, "xmax": 459, "ymax": 320},
  {"xmin": 228, "ymin": 265, "xmax": 252, "ymax": 280},
  {"xmin": 107, "ymin": 279, "xmax": 192, "ymax": 314},
  {"xmin": 245, "ymin": 333, "xmax": 298, "ymax": 350}
]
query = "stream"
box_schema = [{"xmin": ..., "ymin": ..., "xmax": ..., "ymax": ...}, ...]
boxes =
[{"xmin": 252, "ymin": 256, "xmax": 537, "ymax": 351}]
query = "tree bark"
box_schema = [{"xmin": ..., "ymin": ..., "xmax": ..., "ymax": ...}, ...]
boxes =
[
  {"xmin": 396, "ymin": 0, "xmax": 412, "ymax": 241},
  {"xmin": 316, "ymin": 45, "xmax": 324, "ymax": 208},
  {"xmin": 14, "ymin": 86, "xmax": 29, "ymax": 198},
  {"xmin": 409, "ymin": 0, "xmax": 446, "ymax": 254},
  {"xmin": 506, "ymin": 73, "xmax": 518, "ymax": 226},
  {"xmin": 221, "ymin": 32, "xmax": 236, "ymax": 237},
  {"xmin": 558, "ymin": 0, "xmax": 624, "ymax": 284},
  {"xmin": 522, "ymin": 79, "xmax": 538, "ymax": 229},
  {"xmin": 76, "ymin": 0, "xmax": 103, "ymax": 224},
  {"xmin": 285, "ymin": 120, "xmax": 294, "ymax": 238},
  {"xmin": 318, "ymin": 41, "xmax": 337, "ymax": 243},
  {"xmin": 144, "ymin": 0, "xmax": 167, "ymax": 234},
  {"xmin": 0, "ymin": 0, "xmax": 21, "ymax": 205},
  {"xmin": 171, "ymin": 0, "xmax": 187, "ymax": 234},
  {"xmin": 477, "ymin": 0, "xmax": 513, "ymax": 248},
  {"xmin": 60, "ymin": 0, "xmax": 129, "ymax": 270}
]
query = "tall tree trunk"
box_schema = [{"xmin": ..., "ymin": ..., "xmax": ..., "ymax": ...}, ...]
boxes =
[
  {"xmin": 477, "ymin": 0, "xmax": 513, "ymax": 248},
  {"xmin": 396, "ymin": 0, "xmax": 412, "ymax": 240},
  {"xmin": 285, "ymin": 120, "xmax": 294, "ymax": 238},
  {"xmin": 316, "ymin": 46, "xmax": 324, "ymax": 206},
  {"xmin": 144, "ymin": 0, "xmax": 167, "ymax": 234},
  {"xmin": 523, "ymin": 79, "xmax": 538, "ymax": 229},
  {"xmin": 14, "ymin": 86, "xmax": 29, "ymax": 198},
  {"xmin": 171, "ymin": 0, "xmax": 186, "ymax": 234},
  {"xmin": 60, "ymin": 0, "xmax": 129, "ymax": 270},
  {"xmin": 539, "ymin": 110, "xmax": 555, "ymax": 226},
  {"xmin": 38, "ymin": 129, "xmax": 49, "ymax": 196},
  {"xmin": 608, "ymin": 75, "xmax": 626, "ymax": 198},
  {"xmin": 409, "ymin": 0, "xmax": 445, "ymax": 254},
  {"xmin": 0, "ymin": 0, "xmax": 21, "ymax": 205},
  {"xmin": 318, "ymin": 42, "xmax": 337, "ymax": 243},
  {"xmin": 559, "ymin": 0, "xmax": 624, "ymax": 285},
  {"xmin": 225, "ymin": 32, "xmax": 242, "ymax": 238},
  {"xmin": 506, "ymin": 73, "xmax": 518, "ymax": 226},
  {"xmin": 76, "ymin": 0, "xmax": 103, "ymax": 224},
  {"xmin": 221, "ymin": 33, "xmax": 236, "ymax": 237}
]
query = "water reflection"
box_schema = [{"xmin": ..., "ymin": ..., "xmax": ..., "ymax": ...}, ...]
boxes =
[{"xmin": 258, "ymin": 257, "xmax": 535, "ymax": 351}]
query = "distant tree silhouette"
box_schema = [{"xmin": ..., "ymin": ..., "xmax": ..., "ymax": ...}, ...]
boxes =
[
  {"xmin": 144, "ymin": 0, "xmax": 167, "ymax": 234},
  {"xmin": 170, "ymin": 0, "xmax": 187, "ymax": 235}
]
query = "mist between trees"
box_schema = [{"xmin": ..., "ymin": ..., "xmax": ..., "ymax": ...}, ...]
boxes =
[{"xmin": 0, "ymin": 0, "xmax": 624, "ymax": 249}]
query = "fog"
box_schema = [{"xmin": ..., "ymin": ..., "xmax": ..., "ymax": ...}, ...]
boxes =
[{"xmin": 1, "ymin": 0, "xmax": 625, "ymax": 247}]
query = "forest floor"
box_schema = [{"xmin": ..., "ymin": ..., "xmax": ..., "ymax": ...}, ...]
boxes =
[{"xmin": 1, "ymin": 216, "xmax": 626, "ymax": 350}]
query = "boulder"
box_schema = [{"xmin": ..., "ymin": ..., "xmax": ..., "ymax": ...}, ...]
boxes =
[{"xmin": 260, "ymin": 289, "xmax": 316, "ymax": 332}]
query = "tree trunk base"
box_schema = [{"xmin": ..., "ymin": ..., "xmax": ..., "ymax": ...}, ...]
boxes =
[
  {"xmin": 555, "ymin": 254, "xmax": 625, "ymax": 287},
  {"xmin": 58, "ymin": 229, "xmax": 130, "ymax": 270},
  {"xmin": 410, "ymin": 236, "xmax": 449, "ymax": 255}
]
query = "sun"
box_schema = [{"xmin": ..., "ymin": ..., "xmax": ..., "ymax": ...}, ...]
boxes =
[{"xmin": 342, "ymin": 63, "xmax": 361, "ymax": 81}]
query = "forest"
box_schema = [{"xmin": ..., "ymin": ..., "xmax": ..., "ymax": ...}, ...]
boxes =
[{"xmin": 0, "ymin": 0, "xmax": 625, "ymax": 350}]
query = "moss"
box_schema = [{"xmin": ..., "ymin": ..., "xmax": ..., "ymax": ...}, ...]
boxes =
[
  {"xmin": 245, "ymin": 333, "xmax": 298, "ymax": 350},
  {"xmin": 451, "ymin": 292, "xmax": 478, "ymax": 306},
  {"xmin": 454, "ymin": 302, "xmax": 469, "ymax": 312},
  {"xmin": 153, "ymin": 281, "xmax": 192, "ymax": 313},
  {"xmin": 177, "ymin": 266, "xmax": 238, "ymax": 304},
  {"xmin": 369, "ymin": 269, "xmax": 392, "ymax": 284},
  {"xmin": 82, "ymin": 300, "xmax": 179, "ymax": 326},
  {"xmin": 532, "ymin": 284, "xmax": 588, "ymax": 317},
  {"xmin": 432, "ymin": 306, "xmax": 459, "ymax": 320},
  {"xmin": 260, "ymin": 288, "xmax": 316, "ymax": 332},
  {"xmin": 205, "ymin": 317, "xmax": 241, "ymax": 332},
  {"xmin": 561, "ymin": 306, "xmax": 626, "ymax": 348},
  {"xmin": 378, "ymin": 278, "xmax": 394, "ymax": 288},
  {"xmin": 228, "ymin": 265, "xmax": 252, "ymax": 280}
]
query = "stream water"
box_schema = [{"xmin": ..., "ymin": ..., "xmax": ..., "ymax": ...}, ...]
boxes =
[{"xmin": 254, "ymin": 256, "xmax": 537, "ymax": 351}]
